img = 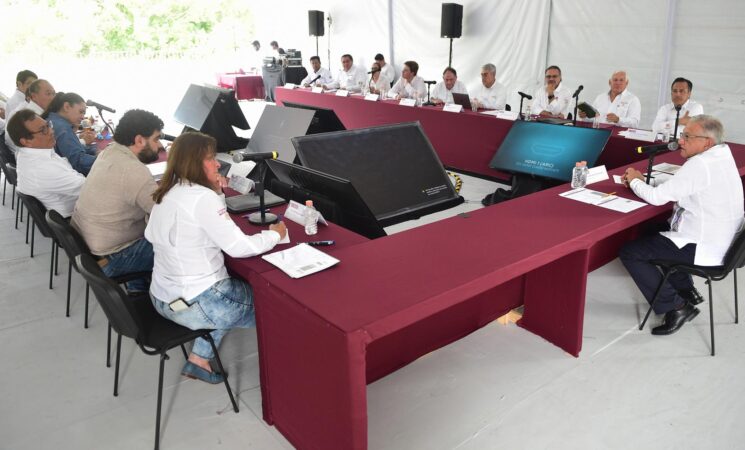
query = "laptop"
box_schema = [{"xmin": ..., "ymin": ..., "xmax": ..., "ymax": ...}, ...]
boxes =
[{"xmin": 451, "ymin": 92, "xmax": 473, "ymax": 110}]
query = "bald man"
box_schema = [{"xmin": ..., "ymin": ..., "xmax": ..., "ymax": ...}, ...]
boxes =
[{"xmin": 580, "ymin": 70, "xmax": 641, "ymax": 128}]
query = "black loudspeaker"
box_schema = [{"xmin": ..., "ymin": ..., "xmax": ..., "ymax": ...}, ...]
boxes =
[
  {"xmin": 441, "ymin": 3, "xmax": 463, "ymax": 38},
  {"xmin": 309, "ymin": 10, "xmax": 325, "ymax": 37}
]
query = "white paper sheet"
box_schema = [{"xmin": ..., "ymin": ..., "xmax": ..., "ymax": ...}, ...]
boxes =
[{"xmin": 262, "ymin": 243, "xmax": 339, "ymax": 278}]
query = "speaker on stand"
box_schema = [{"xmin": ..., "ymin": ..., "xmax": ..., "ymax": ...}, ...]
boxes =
[
  {"xmin": 441, "ymin": 3, "xmax": 463, "ymax": 67},
  {"xmin": 308, "ymin": 10, "xmax": 325, "ymax": 57}
]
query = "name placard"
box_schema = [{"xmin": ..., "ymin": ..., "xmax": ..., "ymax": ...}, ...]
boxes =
[
  {"xmin": 364, "ymin": 93, "xmax": 380, "ymax": 101},
  {"xmin": 399, "ymin": 98, "xmax": 416, "ymax": 107},
  {"xmin": 284, "ymin": 83, "xmax": 297, "ymax": 89},
  {"xmin": 336, "ymin": 89, "xmax": 350, "ymax": 97},
  {"xmin": 311, "ymin": 86, "xmax": 324, "ymax": 94},
  {"xmin": 443, "ymin": 103, "xmax": 463, "ymax": 113}
]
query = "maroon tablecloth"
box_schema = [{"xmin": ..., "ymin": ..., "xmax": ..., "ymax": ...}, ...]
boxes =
[
  {"xmin": 236, "ymin": 143, "xmax": 745, "ymax": 450},
  {"xmin": 217, "ymin": 73, "xmax": 264, "ymax": 100},
  {"xmin": 275, "ymin": 87, "xmax": 651, "ymax": 180}
]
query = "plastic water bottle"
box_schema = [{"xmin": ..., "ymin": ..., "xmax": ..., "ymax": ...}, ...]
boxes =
[
  {"xmin": 304, "ymin": 200, "xmax": 318, "ymax": 235},
  {"xmin": 524, "ymin": 105, "xmax": 532, "ymax": 121},
  {"xmin": 571, "ymin": 161, "xmax": 589, "ymax": 188}
]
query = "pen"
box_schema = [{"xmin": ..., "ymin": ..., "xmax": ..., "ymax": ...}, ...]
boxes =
[{"xmin": 602, "ymin": 192, "xmax": 616, "ymax": 198}]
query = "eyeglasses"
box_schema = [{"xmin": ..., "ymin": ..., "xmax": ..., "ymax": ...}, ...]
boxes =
[
  {"xmin": 680, "ymin": 132, "xmax": 708, "ymax": 141},
  {"xmin": 30, "ymin": 120, "xmax": 54, "ymax": 136},
  {"xmin": 545, "ymin": 75, "xmax": 560, "ymax": 78}
]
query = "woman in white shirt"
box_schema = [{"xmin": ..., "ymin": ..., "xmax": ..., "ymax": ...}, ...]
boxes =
[
  {"xmin": 146, "ymin": 132, "xmax": 287, "ymax": 384},
  {"xmin": 368, "ymin": 62, "xmax": 390, "ymax": 95}
]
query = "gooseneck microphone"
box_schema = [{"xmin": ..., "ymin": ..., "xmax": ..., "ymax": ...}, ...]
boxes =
[
  {"xmin": 308, "ymin": 74, "xmax": 321, "ymax": 84},
  {"xmin": 672, "ymin": 104, "xmax": 683, "ymax": 142},
  {"xmin": 233, "ymin": 151, "xmax": 279, "ymax": 163},
  {"xmin": 86, "ymin": 99, "xmax": 116, "ymax": 113},
  {"xmin": 572, "ymin": 85, "xmax": 584, "ymax": 98},
  {"xmin": 637, "ymin": 141, "xmax": 678, "ymax": 155},
  {"xmin": 517, "ymin": 91, "xmax": 533, "ymax": 100}
]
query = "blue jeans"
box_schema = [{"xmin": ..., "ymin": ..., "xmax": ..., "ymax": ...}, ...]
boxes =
[
  {"xmin": 102, "ymin": 238, "xmax": 154, "ymax": 292},
  {"xmin": 151, "ymin": 277, "xmax": 256, "ymax": 360},
  {"xmin": 619, "ymin": 233, "xmax": 696, "ymax": 314}
]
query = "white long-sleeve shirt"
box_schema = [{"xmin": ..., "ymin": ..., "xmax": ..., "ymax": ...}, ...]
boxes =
[
  {"xmin": 589, "ymin": 89, "xmax": 641, "ymax": 128},
  {"xmin": 387, "ymin": 75, "xmax": 427, "ymax": 99},
  {"xmin": 5, "ymin": 97, "xmax": 43, "ymax": 155},
  {"xmin": 379, "ymin": 63, "xmax": 396, "ymax": 86},
  {"xmin": 431, "ymin": 80, "xmax": 468, "ymax": 104},
  {"xmin": 145, "ymin": 183, "xmax": 281, "ymax": 301},
  {"xmin": 471, "ymin": 81, "xmax": 508, "ymax": 110},
  {"xmin": 652, "ymin": 99, "xmax": 704, "ymax": 136},
  {"xmin": 531, "ymin": 83, "xmax": 573, "ymax": 117},
  {"xmin": 300, "ymin": 67, "xmax": 334, "ymax": 86},
  {"xmin": 630, "ymin": 144, "xmax": 744, "ymax": 266},
  {"xmin": 5, "ymin": 89, "xmax": 26, "ymax": 120},
  {"xmin": 326, "ymin": 65, "xmax": 367, "ymax": 92},
  {"xmin": 16, "ymin": 147, "xmax": 85, "ymax": 217}
]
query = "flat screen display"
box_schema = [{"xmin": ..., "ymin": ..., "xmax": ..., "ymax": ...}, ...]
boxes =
[
  {"xmin": 281, "ymin": 101, "xmax": 346, "ymax": 135},
  {"xmin": 292, "ymin": 122, "xmax": 461, "ymax": 222},
  {"xmin": 245, "ymin": 105, "xmax": 315, "ymax": 163},
  {"xmin": 489, "ymin": 121, "xmax": 612, "ymax": 182}
]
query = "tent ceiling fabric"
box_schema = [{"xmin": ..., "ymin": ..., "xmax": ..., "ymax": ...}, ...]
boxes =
[{"xmin": 252, "ymin": 0, "xmax": 745, "ymax": 143}]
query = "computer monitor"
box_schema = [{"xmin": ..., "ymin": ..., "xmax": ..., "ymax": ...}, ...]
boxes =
[
  {"xmin": 292, "ymin": 122, "xmax": 463, "ymax": 225},
  {"xmin": 173, "ymin": 84, "xmax": 249, "ymax": 152},
  {"xmin": 244, "ymin": 104, "xmax": 315, "ymax": 163},
  {"xmin": 488, "ymin": 121, "xmax": 612, "ymax": 182},
  {"xmin": 281, "ymin": 101, "xmax": 346, "ymax": 135},
  {"xmin": 266, "ymin": 160, "xmax": 386, "ymax": 239},
  {"xmin": 452, "ymin": 92, "xmax": 473, "ymax": 110}
]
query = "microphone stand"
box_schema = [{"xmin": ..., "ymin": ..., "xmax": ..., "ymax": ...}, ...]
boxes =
[
  {"xmin": 94, "ymin": 106, "xmax": 115, "ymax": 136},
  {"xmin": 518, "ymin": 95, "xmax": 527, "ymax": 120},
  {"xmin": 644, "ymin": 150, "xmax": 661, "ymax": 185},
  {"xmin": 247, "ymin": 160, "xmax": 279, "ymax": 225},
  {"xmin": 671, "ymin": 105, "xmax": 682, "ymax": 142},
  {"xmin": 572, "ymin": 94, "xmax": 580, "ymax": 127},
  {"xmin": 423, "ymin": 81, "xmax": 436, "ymax": 106}
]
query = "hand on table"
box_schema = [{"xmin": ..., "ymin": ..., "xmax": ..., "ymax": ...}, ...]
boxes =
[
  {"xmin": 606, "ymin": 113, "xmax": 620, "ymax": 123},
  {"xmin": 270, "ymin": 221, "xmax": 287, "ymax": 240},
  {"xmin": 622, "ymin": 168, "xmax": 644, "ymax": 187}
]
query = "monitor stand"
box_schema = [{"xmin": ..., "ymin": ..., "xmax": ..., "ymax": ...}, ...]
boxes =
[{"xmin": 481, "ymin": 174, "xmax": 549, "ymax": 206}]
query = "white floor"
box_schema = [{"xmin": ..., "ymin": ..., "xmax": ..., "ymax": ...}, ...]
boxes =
[{"xmin": 1, "ymin": 169, "xmax": 744, "ymax": 450}]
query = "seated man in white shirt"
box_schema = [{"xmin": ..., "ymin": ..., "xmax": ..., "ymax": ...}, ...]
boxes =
[
  {"xmin": 580, "ymin": 70, "xmax": 641, "ymax": 127},
  {"xmin": 531, "ymin": 65, "xmax": 573, "ymax": 118},
  {"xmin": 324, "ymin": 54, "xmax": 367, "ymax": 92},
  {"xmin": 619, "ymin": 115, "xmax": 743, "ymax": 336},
  {"xmin": 431, "ymin": 67, "xmax": 468, "ymax": 105},
  {"xmin": 20, "ymin": 79, "xmax": 56, "ymax": 115},
  {"xmin": 374, "ymin": 53, "xmax": 396, "ymax": 86},
  {"xmin": 388, "ymin": 60, "xmax": 427, "ymax": 100},
  {"xmin": 4, "ymin": 70, "xmax": 39, "ymax": 153},
  {"xmin": 652, "ymin": 77, "xmax": 703, "ymax": 139},
  {"xmin": 6, "ymin": 109, "xmax": 85, "ymax": 217},
  {"xmin": 300, "ymin": 56, "xmax": 334, "ymax": 87},
  {"xmin": 471, "ymin": 63, "xmax": 508, "ymax": 110}
]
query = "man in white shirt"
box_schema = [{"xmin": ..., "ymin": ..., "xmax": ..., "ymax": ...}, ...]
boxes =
[
  {"xmin": 388, "ymin": 60, "xmax": 427, "ymax": 100},
  {"xmin": 5, "ymin": 70, "xmax": 37, "ymax": 120},
  {"xmin": 300, "ymin": 56, "xmax": 333, "ymax": 87},
  {"xmin": 374, "ymin": 53, "xmax": 396, "ymax": 86},
  {"xmin": 471, "ymin": 63, "xmax": 508, "ymax": 110},
  {"xmin": 324, "ymin": 54, "xmax": 367, "ymax": 92},
  {"xmin": 6, "ymin": 109, "xmax": 85, "ymax": 217},
  {"xmin": 652, "ymin": 77, "xmax": 704, "ymax": 138},
  {"xmin": 580, "ymin": 70, "xmax": 641, "ymax": 127},
  {"xmin": 531, "ymin": 65, "xmax": 573, "ymax": 118},
  {"xmin": 19, "ymin": 79, "xmax": 56, "ymax": 115},
  {"xmin": 431, "ymin": 67, "xmax": 468, "ymax": 105},
  {"xmin": 619, "ymin": 115, "xmax": 743, "ymax": 335}
]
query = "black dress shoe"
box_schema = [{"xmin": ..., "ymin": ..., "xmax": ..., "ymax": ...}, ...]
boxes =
[
  {"xmin": 651, "ymin": 304, "xmax": 700, "ymax": 335},
  {"xmin": 678, "ymin": 288, "xmax": 704, "ymax": 305}
]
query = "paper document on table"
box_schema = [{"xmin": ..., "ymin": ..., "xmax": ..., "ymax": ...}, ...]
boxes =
[
  {"xmin": 586, "ymin": 165, "xmax": 609, "ymax": 185},
  {"xmin": 652, "ymin": 162, "xmax": 681, "ymax": 175},
  {"xmin": 262, "ymin": 243, "xmax": 339, "ymax": 278},
  {"xmin": 560, "ymin": 188, "xmax": 646, "ymax": 213},
  {"xmin": 619, "ymin": 129, "xmax": 655, "ymax": 142},
  {"xmin": 227, "ymin": 160, "xmax": 257, "ymax": 178}
]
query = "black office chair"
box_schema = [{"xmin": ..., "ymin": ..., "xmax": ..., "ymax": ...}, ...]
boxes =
[
  {"xmin": 0, "ymin": 136, "xmax": 19, "ymax": 210},
  {"xmin": 505, "ymin": 104, "xmax": 511, "ymax": 111},
  {"xmin": 639, "ymin": 229, "xmax": 745, "ymax": 356},
  {"xmin": 16, "ymin": 193, "xmax": 59, "ymax": 289},
  {"xmin": 75, "ymin": 253, "xmax": 239, "ymax": 450}
]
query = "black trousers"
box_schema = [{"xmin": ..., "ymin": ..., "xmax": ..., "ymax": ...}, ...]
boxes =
[{"xmin": 619, "ymin": 233, "xmax": 696, "ymax": 314}]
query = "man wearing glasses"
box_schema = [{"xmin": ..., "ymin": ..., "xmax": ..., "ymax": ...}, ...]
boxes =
[
  {"xmin": 531, "ymin": 65, "xmax": 573, "ymax": 119},
  {"xmin": 470, "ymin": 63, "xmax": 507, "ymax": 111},
  {"xmin": 6, "ymin": 109, "xmax": 85, "ymax": 217},
  {"xmin": 619, "ymin": 115, "xmax": 744, "ymax": 335}
]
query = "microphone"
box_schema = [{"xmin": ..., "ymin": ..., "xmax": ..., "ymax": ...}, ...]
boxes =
[
  {"xmin": 518, "ymin": 91, "xmax": 532, "ymax": 100},
  {"xmin": 86, "ymin": 99, "xmax": 116, "ymax": 113},
  {"xmin": 367, "ymin": 68, "xmax": 381, "ymax": 74},
  {"xmin": 309, "ymin": 74, "xmax": 321, "ymax": 84},
  {"xmin": 636, "ymin": 142, "xmax": 679, "ymax": 154},
  {"xmin": 233, "ymin": 151, "xmax": 279, "ymax": 163},
  {"xmin": 572, "ymin": 85, "xmax": 584, "ymax": 98},
  {"xmin": 160, "ymin": 133, "xmax": 178, "ymax": 141},
  {"xmin": 424, "ymin": 80, "xmax": 437, "ymax": 85}
]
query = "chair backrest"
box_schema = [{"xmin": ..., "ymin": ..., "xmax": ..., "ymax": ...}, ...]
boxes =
[
  {"xmin": 17, "ymin": 192, "xmax": 54, "ymax": 239},
  {"xmin": 46, "ymin": 209, "xmax": 91, "ymax": 269},
  {"xmin": 76, "ymin": 253, "xmax": 144, "ymax": 341},
  {"xmin": 0, "ymin": 132, "xmax": 17, "ymax": 167},
  {"xmin": 722, "ymin": 224, "xmax": 745, "ymax": 272},
  {"xmin": 2, "ymin": 162, "xmax": 17, "ymax": 186}
]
